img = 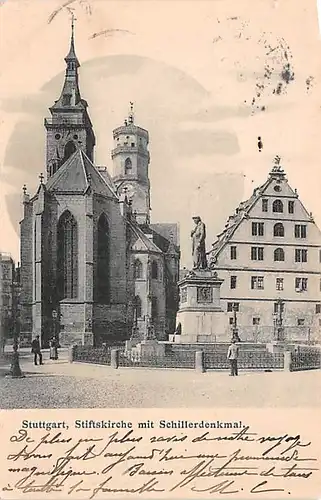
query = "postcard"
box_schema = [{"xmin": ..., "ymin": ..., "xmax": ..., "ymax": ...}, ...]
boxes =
[{"xmin": 0, "ymin": 0, "xmax": 321, "ymax": 498}]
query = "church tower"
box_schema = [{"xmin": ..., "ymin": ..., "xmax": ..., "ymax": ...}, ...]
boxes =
[
  {"xmin": 44, "ymin": 18, "xmax": 96, "ymax": 179},
  {"xmin": 111, "ymin": 104, "xmax": 151, "ymax": 225}
]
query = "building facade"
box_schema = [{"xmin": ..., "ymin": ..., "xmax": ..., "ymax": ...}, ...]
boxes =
[
  {"xmin": 19, "ymin": 26, "xmax": 180, "ymax": 347},
  {"xmin": 209, "ymin": 158, "xmax": 321, "ymax": 343},
  {"xmin": 0, "ymin": 252, "xmax": 15, "ymax": 351}
]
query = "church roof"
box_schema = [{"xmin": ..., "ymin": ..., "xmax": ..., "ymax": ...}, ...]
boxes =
[
  {"xmin": 129, "ymin": 222, "xmax": 163, "ymax": 254},
  {"xmin": 45, "ymin": 149, "xmax": 117, "ymax": 198}
]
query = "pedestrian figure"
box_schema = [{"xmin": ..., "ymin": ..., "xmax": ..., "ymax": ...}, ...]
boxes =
[
  {"xmin": 31, "ymin": 335, "xmax": 43, "ymax": 365},
  {"xmin": 49, "ymin": 336, "xmax": 58, "ymax": 360},
  {"xmin": 227, "ymin": 339, "xmax": 239, "ymax": 376}
]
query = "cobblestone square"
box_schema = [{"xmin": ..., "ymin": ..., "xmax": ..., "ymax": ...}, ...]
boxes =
[{"xmin": 1, "ymin": 349, "xmax": 320, "ymax": 409}]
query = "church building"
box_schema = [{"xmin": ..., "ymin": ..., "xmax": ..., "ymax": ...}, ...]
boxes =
[
  {"xmin": 209, "ymin": 157, "xmax": 321, "ymax": 343},
  {"xmin": 19, "ymin": 24, "xmax": 180, "ymax": 347}
]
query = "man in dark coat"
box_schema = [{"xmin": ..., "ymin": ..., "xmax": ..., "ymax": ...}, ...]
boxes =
[{"xmin": 31, "ymin": 335, "xmax": 43, "ymax": 365}]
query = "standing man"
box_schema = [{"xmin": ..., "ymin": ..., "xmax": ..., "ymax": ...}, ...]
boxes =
[
  {"xmin": 31, "ymin": 335, "xmax": 43, "ymax": 365},
  {"xmin": 227, "ymin": 339, "xmax": 239, "ymax": 376}
]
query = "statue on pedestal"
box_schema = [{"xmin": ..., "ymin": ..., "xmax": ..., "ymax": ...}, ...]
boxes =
[{"xmin": 191, "ymin": 216, "xmax": 207, "ymax": 270}]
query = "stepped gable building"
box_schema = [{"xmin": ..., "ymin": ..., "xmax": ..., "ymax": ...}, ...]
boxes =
[
  {"xmin": 209, "ymin": 156, "xmax": 321, "ymax": 343},
  {"xmin": 19, "ymin": 24, "xmax": 180, "ymax": 347}
]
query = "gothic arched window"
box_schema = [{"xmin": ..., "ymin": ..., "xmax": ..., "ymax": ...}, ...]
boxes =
[
  {"xmin": 274, "ymin": 248, "xmax": 285, "ymax": 262},
  {"xmin": 134, "ymin": 295, "xmax": 142, "ymax": 318},
  {"xmin": 134, "ymin": 259, "xmax": 143, "ymax": 279},
  {"xmin": 274, "ymin": 223, "xmax": 285, "ymax": 237},
  {"xmin": 273, "ymin": 199, "xmax": 283, "ymax": 213},
  {"xmin": 63, "ymin": 141, "xmax": 76, "ymax": 162},
  {"xmin": 151, "ymin": 261, "xmax": 158, "ymax": 279},
  {"xmin": 96, "ymin": 214, "xmax": 110, "ymax": 304},
  {"xmin": 57, "ymin": 210, "xmax": 78, "ymax": 299},
  {"xmin": 125, "ymin": 157, "xmax": 132, "ymax": 174}
]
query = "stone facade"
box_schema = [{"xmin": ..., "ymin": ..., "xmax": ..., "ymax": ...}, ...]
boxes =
[
  {"xmin": 19, "ymin": 27, "xmax": 180, "ymax": 347},
  {"xmin": 0, "ymin": 253, "xmax": 15, "ymax": 350},
  {"xmin": 209, "ymin": 159, "xmax": 321, "ymax": 343}
]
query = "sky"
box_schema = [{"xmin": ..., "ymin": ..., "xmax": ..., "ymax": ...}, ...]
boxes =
[{"xmin": 1, "ymin": 0, "xmax": 321, "ymax": 268}]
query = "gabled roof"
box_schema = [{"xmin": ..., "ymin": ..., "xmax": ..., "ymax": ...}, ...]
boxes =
[
  {"xmin": 209, "ymin": 162, "xmax": 301, "ymax": 263},
  {"xmin": 129, "ymin": 222, "xmax": 163, "ymax": 254},
  {"xmin": 209, "ymin": 177, "xmax": 271, "ymax": 261},
  {"xmin": 139, "ymin": 223, "xmax": 180, "ymax": 254},
  {"xmin": 45, "ymin": 149, "xmax": 117, "ymax": 199}
]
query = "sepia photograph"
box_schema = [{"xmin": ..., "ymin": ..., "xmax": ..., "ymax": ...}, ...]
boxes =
[{"xmin": 1, "ymin": 0, "xmax": 321, "ymax": 411}]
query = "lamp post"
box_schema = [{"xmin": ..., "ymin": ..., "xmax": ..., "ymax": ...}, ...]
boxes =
[
  {"xmin": 273, "ymin": 299, "xmax": 284, "ymax": 341},
  {"xmin": 231, "ymin": 303, "xmax": 240, "ymax": 341},
  {"xmin": 8, "ymin": 275, "xmax": 24, "ymax": 378},
  {"xmin": 130, "ymin": 299, "xmax": 139, "ymax": 340},
  {"xmin": 52, "ymin": 309, "xmax": 57, "ymax": 337}
]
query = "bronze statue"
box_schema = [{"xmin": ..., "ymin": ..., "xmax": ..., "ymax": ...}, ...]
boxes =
[{"xmin": 191, "ymin": 216, "xmax": 207, "ymax": 270}]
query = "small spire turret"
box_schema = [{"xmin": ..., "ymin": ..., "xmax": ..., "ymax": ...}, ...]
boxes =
[{"xmin": 128, "ymin": 101, "xmax": 134, "ymax": 124}]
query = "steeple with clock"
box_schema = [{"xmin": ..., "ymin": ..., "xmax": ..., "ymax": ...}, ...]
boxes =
[
  {"xmin": 111, "ymin": 104, "xmax": 151, "ymax": 225},
  {"xmin": 44, "ymin": 17, "xmax": 96, "ymax": 179}
]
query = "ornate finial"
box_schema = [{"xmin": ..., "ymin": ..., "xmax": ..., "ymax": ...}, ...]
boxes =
[
  {"xmin": 274, "ymin": 154, "xmax": 281, "ymax": 165},
  {"xmin": 270, "ymin": 154, "xmax": 285, "ymax": 174},
  {"xmin": 22, "ymin": 184, "xmax": 27, "ymax": 195},
  {"xmin": 67, "ymin": 8, "xmax": 77, "ymax": 40},
  {"xmin": 122, "ymin": 186, "xmax": 128, "ymax": 202},
  {"xmin": 39, "ymin": 173, "xmax": 44, "ymax": 184}
]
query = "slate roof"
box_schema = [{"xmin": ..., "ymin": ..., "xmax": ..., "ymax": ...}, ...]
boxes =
[
  {"xmin": 129, "ymin": 222, "xmax": 163, "ymax": 254},
  {"xmin": 209, "ymin": 171, "xmax": 276, "ymax": 262},
  {"xmin": 45, "ymin": 149, "xmax": 117, "ymax": 198}
]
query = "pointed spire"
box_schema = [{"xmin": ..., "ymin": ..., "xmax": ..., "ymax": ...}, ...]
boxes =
[
  {"xmin": 51, "ymin": 14, "xmax": 82, "ymax": 109},
  {"xmin": 65, "ymin": 11, "xmax": 80, "ymax": 68}
]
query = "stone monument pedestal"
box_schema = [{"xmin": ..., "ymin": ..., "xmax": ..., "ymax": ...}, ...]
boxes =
[
  {"xmin": 266, "ymin": 341, "xmax": 287, "ymax": 354},
  {"xmin": 171, "ymin": 269, "xmax": 225, "ymax": 343},
  {"xmin": 125, "ymin": 339, "xmax": 166, "ymax": 361}
]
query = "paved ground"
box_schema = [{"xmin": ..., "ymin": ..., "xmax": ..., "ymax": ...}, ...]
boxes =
[{"xmin": 0, "ymin": 348, "xmax": 320, "ymax": 408}]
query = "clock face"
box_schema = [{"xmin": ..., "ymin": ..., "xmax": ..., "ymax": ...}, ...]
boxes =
[{"xmin": 120, "ymin": 184, "xmax": 135, "ymax": 199}]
